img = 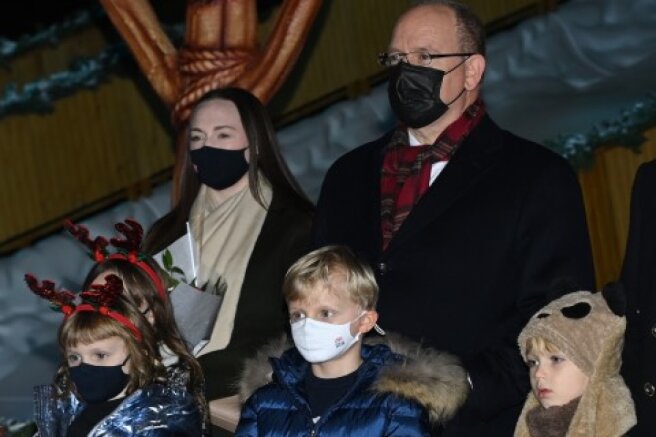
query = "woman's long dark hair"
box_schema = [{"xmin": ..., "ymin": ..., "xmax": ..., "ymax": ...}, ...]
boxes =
[{"xmin": 143, "ymin": 87, "xmax": 313, "ymax": 254}]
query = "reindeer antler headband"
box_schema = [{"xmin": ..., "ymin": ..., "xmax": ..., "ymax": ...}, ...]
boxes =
[
  {"xmin": 64, "ymin": 219, "xmax": 166, "ymax": 301},
  {"xmin": 25, "ymin": 273, "xmax": 142, "ymax": 341}
]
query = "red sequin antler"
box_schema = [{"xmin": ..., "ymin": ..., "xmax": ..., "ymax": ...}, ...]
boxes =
[
  {"xmin": 109, "ymin": 219, "xmax": 166, "ymax": 300},
  {"xmin": 63, "ymin": 219, "xmax": 109, "ymax": 262},
  {"xmin": 24, "ymin": 274, "xmax": 76, "ymax": 316},
  {"xmin": 64, "ymin": 218, "xmax": 167, "ymax": 301},
  {"xmin": 110, "ymin": 219, "xmax": 143, "ymax": 254},
  {"xmin": 25, "ymin": 273, "xmax": 142, "ymax": 341},
  {"xmin": 79, "ymin": 274, "xmax": 124, "ymax": 308}
]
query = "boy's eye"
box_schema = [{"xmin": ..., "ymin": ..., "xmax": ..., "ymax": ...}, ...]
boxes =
[
  {"xmin": 94, "ymin": 352, "xmax": 109, "ymax": 360},
  {"xmin": 289, "ymin": 312, "xmax": 305, "ymax": 323},
  {"xmin": 318, "ymin": 309, "xmax": 335, "ymax": 318},
  {"xmin": 550, "ymin": 355, "xmax": 565, "ymax": 364},
  {"xmin": 526, "ymin": 359, "xmax": 538, "ymax": 368}
]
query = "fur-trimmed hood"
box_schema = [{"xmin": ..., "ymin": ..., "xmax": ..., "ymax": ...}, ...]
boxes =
[{"xmin": 237, "ymin": 332, "xmax": 470, "ymax": 424}]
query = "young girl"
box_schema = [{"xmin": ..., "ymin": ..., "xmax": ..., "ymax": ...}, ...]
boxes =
[
  {"xmin": 66, "ymin": 218, "xmax": 209, "ymax": 434},
  {"xmin": 30, "ymin": 274, "xmax": 202, "ymax": 436}
]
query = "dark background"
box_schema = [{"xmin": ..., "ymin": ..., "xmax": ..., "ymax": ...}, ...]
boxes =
[{"xmin": 0, "ymin": 0, "xmax": 284, "ymax": 40}]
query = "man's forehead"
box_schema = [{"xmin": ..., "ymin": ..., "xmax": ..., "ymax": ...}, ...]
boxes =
[{"xmin": 389, "ymin": 5, "xmax": 458, "ymax": 52}]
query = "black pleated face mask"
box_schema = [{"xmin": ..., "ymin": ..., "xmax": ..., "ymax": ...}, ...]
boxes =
[{"xmin": 388, "ymin": 61, "xmax": 466, "ymax": 129}]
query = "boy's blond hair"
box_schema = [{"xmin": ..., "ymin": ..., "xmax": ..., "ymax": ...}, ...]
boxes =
[
  {"xmin": 283, "ymin": 245, "xmax": 378, "ymax": 309},
  {"xmin": 524, "ymin": 336, "xmax": 561, "ymax": 356}
]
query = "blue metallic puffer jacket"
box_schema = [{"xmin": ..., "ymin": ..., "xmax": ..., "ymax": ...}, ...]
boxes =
[
  {"xmin": 235, "ymin": 335, "xmax": 470, "ymax": 437},
  {"xmin": 33, "ymin": 382, "xmax": 202, "ymax": 436}
]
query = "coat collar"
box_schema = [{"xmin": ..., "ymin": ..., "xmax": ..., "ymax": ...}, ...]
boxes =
[
  {"xmin": 267, "ymin": 344, "xmax": 396, "ymax": 416},
  {"xmin": 237, "ymin": 333, "xmax": 470, "ymax": 424},
  {"xmin": 382, "ymin": 115, "xmax": 507, "ymax": 256}
]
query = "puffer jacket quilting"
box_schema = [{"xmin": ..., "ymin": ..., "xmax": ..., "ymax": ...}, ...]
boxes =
[
  {"xmin": 235, "ymin": 334, "xmax": 470, "ymax": 436},
  {"xmin": 33, "ymin": 382, "xmax": 202, "ymax": 436}
]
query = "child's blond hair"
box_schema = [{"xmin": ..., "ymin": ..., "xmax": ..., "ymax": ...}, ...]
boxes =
[
  {"xmin": 283, "ymin": 245, "xmax": 378, "ymax": 310},
  {"xmin": 524, "ymin": 336, "xmax": 561, "ymax": 356}
]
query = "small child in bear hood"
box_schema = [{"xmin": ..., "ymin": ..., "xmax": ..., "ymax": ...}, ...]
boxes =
[
  {"xmin": 234, "ymin": 245, "xmax": 470, "ymax": 436},
  {"xmin": 514, "ymin": 283, "xmax": 636, "ymax": 437}
]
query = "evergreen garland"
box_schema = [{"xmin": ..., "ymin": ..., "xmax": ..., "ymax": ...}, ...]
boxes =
[
  {"xmin": 0, "ymin": 19, "xmax": 182, "ymax": 117},
  {"xmin": 544, "ymin": 94, "xmax": 656, "ymax": 169},
  {"xmin": 0, "ymin": 45, "xmax": 125, "ymax": 116},
  {"xmin": 0, "ymin": 6, "xmax": 104, "ymax": 64}
]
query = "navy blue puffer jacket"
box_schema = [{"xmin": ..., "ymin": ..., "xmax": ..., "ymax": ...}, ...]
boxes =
[{"xmin": 235, "ymin": 336, "xmax": 470, "ymax": 437}]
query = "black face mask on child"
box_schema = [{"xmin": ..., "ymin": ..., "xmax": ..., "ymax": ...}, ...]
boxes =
[{"xmin": 69, "ymin": 356, "xmax": 130, "ymax": 404}]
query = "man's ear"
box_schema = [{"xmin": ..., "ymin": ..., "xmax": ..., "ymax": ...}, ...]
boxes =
[
  {"xmin": 358, "ymin": 310, "xmax": 379, "ymax": 334},
  {"xmin": 464, "ymin": 54, "xmax": 485, "ymax": 90}
]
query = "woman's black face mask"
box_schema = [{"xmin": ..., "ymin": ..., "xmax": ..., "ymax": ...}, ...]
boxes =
[{"xmin": 190, "ymin": 146, "xmax": 249, "ymax": 190}]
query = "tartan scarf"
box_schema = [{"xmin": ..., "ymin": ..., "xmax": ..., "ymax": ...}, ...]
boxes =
[{"xmin": 380, "ymin": 99, "xmax": 486, "ymax": 250}]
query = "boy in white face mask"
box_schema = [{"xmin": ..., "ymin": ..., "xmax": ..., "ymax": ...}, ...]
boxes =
[{"xmin": 234, "ymin": 245, "xmax": 471, "ymax": 436}]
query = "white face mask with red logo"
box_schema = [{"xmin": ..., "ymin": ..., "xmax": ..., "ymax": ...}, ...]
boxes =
[{"xmin": 291, "ymin": 312, "xmax": 366, "ymax": 363}]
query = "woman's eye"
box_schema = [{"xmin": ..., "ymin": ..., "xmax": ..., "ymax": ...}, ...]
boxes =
[
  {"xmin": 67, "ymin": 354, "xmax": 81, "ymax": 365},
  {"xmin": 217, "ymin": 132, "xmax": 231, "ymax": 139},
  {"xmin": 95, "ymin": 352, "xmax": 108, "ymax": 360}
]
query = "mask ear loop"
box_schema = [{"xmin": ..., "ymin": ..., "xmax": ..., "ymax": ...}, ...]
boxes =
[
  {"xmin": 443, "ymin": 55, "xmax": 471, "ymax": 107},
  {"xmin": 444, "ymin": 55, "xmax": 471, "ymax": 75},
  {"xmin": 357, "ymin": 309, "xmax": 386, "ymax": 336}
]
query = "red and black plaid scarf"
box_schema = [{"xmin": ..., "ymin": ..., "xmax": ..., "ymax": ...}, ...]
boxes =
[{"xmin": 380, "ymin": 99, "xmax": 486, "ymax": 250}]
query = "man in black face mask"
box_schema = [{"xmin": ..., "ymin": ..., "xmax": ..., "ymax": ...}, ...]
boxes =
[{"xmin": 312, "ymin": 1, "xmax": 595, "ymax": 435}]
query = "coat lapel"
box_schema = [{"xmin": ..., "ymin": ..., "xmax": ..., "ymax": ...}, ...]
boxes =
[
  {"xmin": 365, "ymin": 132, "xmax": 392, "ymax": 257},
  {"xmin": 384, "ymin": 116, "xmax": 506, "ymax": 256}
]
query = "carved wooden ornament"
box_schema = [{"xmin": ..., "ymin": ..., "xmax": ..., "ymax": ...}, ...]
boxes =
[{"xmin": 99, "ymin": 0, "xmax": 322, "ymax": 198}]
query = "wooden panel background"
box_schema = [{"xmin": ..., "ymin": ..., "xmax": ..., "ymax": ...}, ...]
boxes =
[
  {"xmin": 0, "ymin": 26, "xmax": 175, "ymax": 252},
  {"xmin": 0, "ymin": 0, "xmax": 584, "ymax": 255},
  {"xmin": 579, "ymin": 128, "xmax": 656, "ymax": 288}
]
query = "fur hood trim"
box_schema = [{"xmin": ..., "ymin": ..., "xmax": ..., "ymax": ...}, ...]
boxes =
[{"xmin": 237, "ymin": 332, "xmax": 470, "ymax": 424}]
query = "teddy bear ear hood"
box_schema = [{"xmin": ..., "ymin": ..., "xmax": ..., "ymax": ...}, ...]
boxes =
[
  {"xmin": 514, "ymin": 289, "xmax": 636, "ymax": 437},
  {"xmin": 518, "ymin": 290, "xmax": 624, "ymax": 378},
  {"xmin": 601, "ymin": 281, "xmax": 626, "ymax": 317}
]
